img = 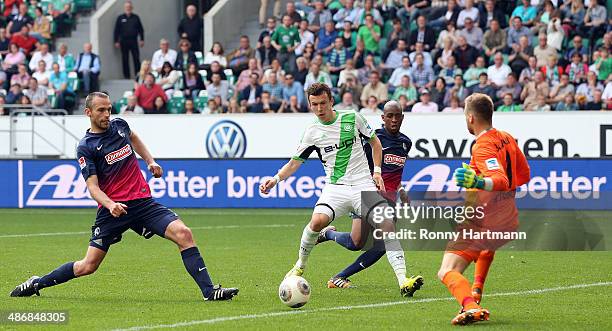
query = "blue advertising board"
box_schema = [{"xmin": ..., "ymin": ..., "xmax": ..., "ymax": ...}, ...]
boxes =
[{"xmin": 0, "ymin": 159, "xmax": 609, "ymax": 209}]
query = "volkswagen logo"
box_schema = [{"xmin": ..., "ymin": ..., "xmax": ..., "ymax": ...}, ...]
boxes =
[{"xmin": 206, "ymin": 120, "xmax": 247, "ymax": 158}]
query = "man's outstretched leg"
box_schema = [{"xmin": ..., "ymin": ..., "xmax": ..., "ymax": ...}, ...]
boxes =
[
  {"xmin": 472, "ymin": 250, "xmax": 495, "ymax": 304},
  {"xmin": 10, "ymin": 246, "xmax": 106, "ymax": 297},
  {"xmin": 164, "ymin": 220, "xmax": 238, "ymax": 301},
  {"xmin": 285, "ymin": 213, "xmax": 330, "ymax": 278}
]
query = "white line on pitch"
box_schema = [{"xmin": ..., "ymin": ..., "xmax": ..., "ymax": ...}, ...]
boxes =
[
  {"xmin": 112, "ymin": 281, "xmax": 612, "ymax": 331},
  {"xmin": 0, "ymin": 224, "xmax": 295, "ymax": 239}
]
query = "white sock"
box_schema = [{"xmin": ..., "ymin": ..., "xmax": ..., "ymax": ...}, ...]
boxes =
[
  {"xmin": 384, "ymin": 238, "xmax": 407, "ymax": 286},
  {"xmin": 296, "ymin": 225, "xmax": 319, "ymax": 269}
]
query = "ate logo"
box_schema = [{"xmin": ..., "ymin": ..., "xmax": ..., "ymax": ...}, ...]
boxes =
[{"xmin": 384, "ymin": 154, "xmax": 406, "ymax": 166}]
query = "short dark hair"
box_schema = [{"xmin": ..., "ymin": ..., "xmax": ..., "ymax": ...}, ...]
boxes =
[
  {"xmin": 85, "ymin": 92, "xmax": 110, "ymax": 110},
  {"xmin": 306, "ymin": 82, "xmax": 332, "ymax": 101},
  {"xmin": 465, "ymin": 93, "xmax": 494, "ymax": 124}
]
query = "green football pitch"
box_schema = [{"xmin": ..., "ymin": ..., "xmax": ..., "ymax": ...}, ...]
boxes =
[{"xmin": 1, "ymin": 209, "xmax": 611, "ymax": 330}]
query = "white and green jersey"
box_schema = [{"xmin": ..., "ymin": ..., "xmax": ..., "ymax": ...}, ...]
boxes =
[{"xmin": 293, "ymin": 110, "xmax": 375, "ymax": 185}]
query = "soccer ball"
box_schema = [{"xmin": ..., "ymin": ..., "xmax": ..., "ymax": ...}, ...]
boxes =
[{"xmin": 278, "ymin": 275, "xmax": 311, "ymax": 308}]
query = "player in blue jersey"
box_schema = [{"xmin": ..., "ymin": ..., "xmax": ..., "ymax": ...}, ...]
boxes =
[
  {"xmin": 318, "ymin": 101, "xmax": 423, "ymax": 292},
  {"xmin": 10, "ymin": 92, "xmax": 238, "ymax": 301}
]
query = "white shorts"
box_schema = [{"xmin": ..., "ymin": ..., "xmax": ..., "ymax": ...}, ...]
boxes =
[{"xmin": 313, "ymin": 182, "xmax": 383, "ymax": 221}]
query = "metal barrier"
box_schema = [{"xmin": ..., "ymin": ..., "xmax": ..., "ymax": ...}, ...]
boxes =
[{"xmin": 0, "ymin": 105, "xmax": 81, "ymax": 159}]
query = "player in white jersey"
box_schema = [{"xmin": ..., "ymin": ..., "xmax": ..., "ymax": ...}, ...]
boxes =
[{"xmin": 260, "ymin": 83, "xmax": 422, "ymax": 296}]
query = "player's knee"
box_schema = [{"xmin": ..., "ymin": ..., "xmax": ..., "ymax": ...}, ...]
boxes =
[
  {"xmin": 309, "ymin": 214, "xmax": 329, "ymax": 232},
  {"xmin": 174, "ymin": 226, "xmax": 194, "ymax": 246}
]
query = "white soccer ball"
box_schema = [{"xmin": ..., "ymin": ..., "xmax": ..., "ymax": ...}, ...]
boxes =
[{"xmin": 278, "ymin": 275, "xmax": 311, "ymax": 308}]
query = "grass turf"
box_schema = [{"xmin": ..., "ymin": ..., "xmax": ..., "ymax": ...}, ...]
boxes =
[{"xmin": 0, "ymin": 208, "xmax": 611, "ymax": 330}]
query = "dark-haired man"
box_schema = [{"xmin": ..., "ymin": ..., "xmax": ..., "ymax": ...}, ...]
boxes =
[
  {"xmin": 260, "ymin": 83, "xmax": 422, "ymax": 297},
  {"xmin": 10, "ymin": 92, "xmax": 238, "ymax": 301}
]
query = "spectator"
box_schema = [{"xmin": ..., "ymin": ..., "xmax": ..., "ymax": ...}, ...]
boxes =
[
  {"xmin": 206, "ymin": 73, "xmax": 230, "ymax": 106},
  {"xmin": 576, "ymin": 71, "xmax": 603, "ymax": 102},
  {"xmin": 430, "ymin": 0, "xmax": 460, "ymax": 31},
  {"xmin": 470, "ymin": 72, "xmax": 495, "ymax": 99},
  {"xmin": 533, "ymin": 95, "xmax": 551, "ymax": 111},
  {"xmin": 260, "ymin": 0, "xmax": 281, "ymax": 28},
  {"xmin": 304, "ymin": 62, "xmax": 331, "ymax": 90},
  {"xmin": 316, "ymin": 21, "xmax": 337, "ymax": 54},
  {"xmin": 443, "ymin": 74, "xmax": 468, "ymax": 107},
  {"xmin": 29, "ymin": 43, "xmax": 53, "ymax": 72},
  {"xmin": 135, "ymin": 60, "xmax": 152, "ymax": 88},
  {"xmin": 496, "ymin": 73, "xmax": 522, "ymax": 103},
  {"xmin": 239, "ymin": 72, "xmax": 264, "ymax": 113},
  {"xmin": 338, "ymin": 73, "xmax": 363, "ymax": 103},
  {"xmin": 561, "ymin": 0, "xmax": 585, "ymax": 32},
  {"xmin": 328, "ymin": 37, "xmax": 351, "ymax": 77},
  {"xmin": 442, "ymin": 95, "xmax": 463, "ymax": 112},
  {"xmin": 577, "ymin": 0, "xmax": 606, "ymax": 42},
  {"xmin": 0, "ymin": 29, "xmax": 10, "ymax": 56},
  {"xmin": 534, "ymin": 33, "xmax": 557, "ymax": 68},
  {"xmin": 235, "ymin": 58, "xmax": 262, "ymax": 91},
  {"xmin": 282, "ymin": 72, "xmax": 304, "ymax": 106},
  {"xmin": 32, "ymin": 60, "xmax": 50, "ymax": 86},
  {"xmin": 152, "ymin": 96, "xmax": 168, "ymax": 114},
  {"xmin": 293, "ymin": 56, "xmax": 309, "ymax": 85},
  {"xmin": 357, "ymin": 14, "xmax": 381, "ymax": 55},
  {"xmin": 483, "ymin": 19, "xmax": 506, "ymax": 58},
  {"xmin": 541, "ymin": 55, "xmax": 563, "ymax": 86},
  {"xmin": 382, "ymin": 39, "xmax": 408, "ymax": 77},
  {"xmin": 532, "ymin": 0, "xmax": 557, "ymax": 34},
  {"xmin": 258, "ymin": 91, "xmax": 277, "ymax": 112},
  {"xmin": 357, "ymin": 54, "xmax": 377, "ymax": 85},
  {"xmin": 339, "ymin": 20, "xmax": 356, "ymax": 52},
  {"xmin": 10, "ymin": 26, "xmax": 37, "ymax": 56},
  {"xmin": 409, "ymin": 42, "xmax": 433, "ymax": 70},
  {"xmin": 397, "ymin": 0, "xmax": 430, "ymax": 28},
  {"xmin": 261, "ymin": 58, "xmax": 285, "ymax": 84},
  {"xmin": 497, "ymin": 93, "xmax": 522, "ymax": 112},
  {"xmin": 458, "ymin": 17, "xmax": 483, "ymax": 49},
  {"xmin": 177, "ymin": 5, "xmax": 203, "ymax": 52},
  {"xmin": 156, "ymin": 62, "xmax": 181, "ymax": 99},
  {"xmin": 438, "ymin": 55, "xmax": 462, "ymax": 86},
  {"xmin": 281, "ymin": 94, "xmax": 305, "ymax": 113},
  {"xmin": 595, "ymin": 47, "xmax": 612, "ymax": 82},
  {"xmin": 389, "ymin": 56, "xmax": 412, "ymax": 88},
  {"xmin": 120, "ymin": 94, "xmax": 144, "ymax": 114},
  {"xmin": 301, "ymin": 41, "xmax": 316, "ymax": 62},
  {"xmin": 75, "ymin": 43, "xmax": 101, "ymax": 94},
  {"xmin": 565, "ymin": 35, "xmax": 589, "ymax": 64},
  {"xmin": 284, "ymin": 1, "xmax": 303, "ymax": 25},
  {"xmin": 336, "ymin": 91, "xmax": 360, "ymax": 111},
  {"xmin": 54, "ymin": 43, "xmax": 75, "ymax": 73},
  {"xmin": 2, "ymin": 43, "xmax": 25, "ymax": 73},
  {"xmin": 547, "ymin": 17, "xmax": 564, "ymax": 51},
  {"xmin": 271, "ymin": 15, "xmax": 300, "ymax": 73},
  {"xmin": 435, "ymin": 36, "xmax": 455, "ymax": 71},
  {"xmin": 203, "ymin": 98, "xmax": 224, "ymax": 114},
  {"xmin": 295, "ymin": 20, "xmax": 315, "ymax": 57},
  {"xmin": 6, "ymin": 3, "xmax": 33, "ymax": 36},
  {"xmin": 135, "ymin": 73, "xmax": 167, "ymax": 113},
  {"xmin": 411, "ymin": 53, "xmax": 435, "ymax": 89},
  {"xmin": 227, "ymin": 35, "xmax": 256, "ymax": 76},
  {"xmin": 479, "ymin": 0, "xmax": 506, "ymax": 30},
  {"xmin": 49, "ymin": 62, "xmax": 76, "ymax": 112},
  {"xmin": 410, "ymin": 15, "xmax": 435, "ymax": 52},
  {"xmin": 360, "ymin": 95, "xmax": 382, "ymax": 115},
  {"xmin": 2, "ymin": 0, "xmax": 21, "ymax": 18},
  {"xmin": 391, "ymin": 75, "xmax": 417, "ymax": 110},
  {"xmin": 30, "ymin": 7, "xmax": 51, "ymax": 42},
  {"xmin": 338, "ymin": 58, "xmax": 359, "ymax": 87},
  {"xmin": 333, "ymin": 0, "xmax": 359, "ymax": 29},
  {"xmin": 352, "ymin": 38, "xmax": 366, "ymax": 68},
  {"xmin": 457, "ymin": 0, "xmax": 479, "ymax": 28},
  {"xmin": 183, "ymin": 63, "xmax": 206, "ymax": 100},
  {"xmin": 46, "ymin": 3, "xmax": 72, "ymax": 36},
  {"xmin": 464, "ymin": 56, "xmax": 487, "ymax": 88},
  {"xmin": 453, "ymin": 36, "xmax": 478, "ymax": 71},
  {"xmin": 10, "ymin": 63, "xmax": 29, "ymax": 88},
  {"xmin": 355, "ymin": 0, "xmax": 383, "ymax": 27},
  {"xmin": 521, "ymin": 71, "xmax": 549, "ymax": 111},
  {"xmin": 23, "ymin": 77, "xmax": 48, "ymax": 107},
  {"xmin": 258, "ymin": 17, "xmax": 278, "ymax": 47},
  {"xmin": 262, "ymin": 71, "xmax": 283, "ymax": 106},
  {"xmin": 412, "ymin": 89, "xmax": 439, "ymax": 112},
  {"xmin": 565, "ymin": 52, "xmax": 588, "ymax": 85},
  {"xmin": 256, "ymin": 36, "xmax": 278, "ymax": 71},
  {"xmin": 555, "ymin": 93, "xmax": 578, "ymax": 111},
  {"xmin": 174, "ymin": 40, "xmax": 197, "ymax": 72},
  {"xmin": 227, "ymin": 98, "xmax": 242, "ymax": 113},
  {"xmin": 487, "ymin": 52, "xmax": 512, "ymax": 88},
  {"xmin": 152, "ymin": 39, "xmax": 178, "ymax": 72},
  {"xmin": 6, "ymin": 83, "xmax": 24, "ymax": 104},
  {"xmin": 511, "ymin": 0, "xmax": 537, "ymax": 27},
  {"xmin": 114, "ymin": 1, "xmax": 145, "ymax": 79},
  {"xmin": 361, "ymin": 71, "xmax": 388, "ymax": 107},
  {"xmin": 204, "ymin": 42, "xmax": 227, "ymax": 68},
  {"xmin": 0, "ymin": 94, "xmax": 5, "ymax": 115},
  {"xmin": 507, "ymin": 17, "xmax": 532, "ymax": 50},
  {"xmin": 206, "ymin": 61, "xmax": 227, "ymax": 83},
  {"xmin": 519, "ymin": 56, "xmax": 538, "ymax": 84},
  {"xmin": 307, "ymin": 0, "xmax": 332, "ymax": 33},
  {"xmin": 430, "ymin": 77, "xmax": 447, "ymax": 109},
  {"xmin": 585, "ymin": 89, "xmax": 604, "ymax": 110},
  {"xmin": 183, "ymin": 99, "xmax": 196, "ymax": 114},
  {"xmin": 549, "ymin": 73, "xmax": 575, "ymax": 105},
  {"xmin": 509, "ymin": 35, "xmax": 533, "ymax": 77}
]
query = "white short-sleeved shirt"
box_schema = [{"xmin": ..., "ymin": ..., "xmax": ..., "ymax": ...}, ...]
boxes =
[{"xmin": 293, "ymin": 110, "xmax": 374, "ymax": 185}]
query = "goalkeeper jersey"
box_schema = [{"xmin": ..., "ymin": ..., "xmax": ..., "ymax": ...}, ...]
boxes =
[{"xmin": 292, "ymin": 110, "xmax": 375, "ymax": 185}]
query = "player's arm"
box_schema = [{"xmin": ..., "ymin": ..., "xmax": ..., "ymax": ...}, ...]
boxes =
[
  {"xmin": 368, "ymin": 135, "xmax": 385, "ymax": 191},
  {"xmin": 454, "ymin": 144, "xmax": 509, "ymax": 191},
  {"xmin": 86, "ymin": 175, "xmax": 127, "ymax": 217},
  {"xmin": 260, "ymin": 158, "xmax": 303, "ymax": 194},
  {"xmin": 130, "ymin": 130, "xmax": 163, "ymax": 178}
]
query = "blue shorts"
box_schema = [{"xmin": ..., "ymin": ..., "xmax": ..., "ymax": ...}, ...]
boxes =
[{"xmin": 89, "ymin": 197, "xmax": 179, "ymax": 252}]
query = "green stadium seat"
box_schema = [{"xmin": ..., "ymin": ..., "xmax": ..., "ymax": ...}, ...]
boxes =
[
  {"xmin": 47, "ymin": 88, "xmax": 58, "ymax": 108},
  {"xmin": 113, "ymin": 91, "xmax": 132, "ymax": 113},
  {"xmin": 383, "ymin": 20, "xmax": 394, "ymax": 38},
  {"xmin": 195, "ymin": 90, "xmax": 209, "ymax": 112},
  {"xmin": 198, "ymin": 69, "xmax": 208, "ymax": 81},
  {"xmin": 168, "ymin": 91, "xmax": 186, "ymax": 114},
  {"xmin": 195, "ymin": 51, "xmax": 204, "ymax": 66},
  {"xmin": 174, "ymin": 70, "xmax": 184, "ymax": 91},
  {"xmin": 224, "ymin": 68, "xmax": 235, "ymax": 85},
  {"xmin": 67, "ymin": 71, "xmax": 79, "ymax": 92},
  {"xmin": 74, "ymin": 0, "xmax": 95, "ymax": 11}
]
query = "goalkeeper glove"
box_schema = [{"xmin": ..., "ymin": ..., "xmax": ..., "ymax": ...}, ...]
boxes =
[{"xmin": 454, "ymin": 163, "xmax": 485, "ymax": 189}]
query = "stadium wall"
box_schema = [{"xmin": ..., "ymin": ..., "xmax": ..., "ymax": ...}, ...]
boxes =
[
  {"xmin": 203, "ymin": 0, "xmax": 260, "ymax": 53},
  {"xmin": 91, "ymin": 0, "xmax": 182, "ymax": 80},
  {"xmin": 0, "ymin": 113, "xmax": 611, "ymax": 159},
  {"xmin": 0, "ymin": 159, "xmax": 609, "ymax": 208}
]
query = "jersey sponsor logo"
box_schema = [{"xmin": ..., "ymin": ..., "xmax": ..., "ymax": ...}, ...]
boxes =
[
  {"xmin": 105, "ymin": 144, "xmax": 133, "ymax": 165},
  {"xmin": 206, "ymin": 120, "xmax": 247, "ymax": 158},
  {"xmin": 485, "ymin": 158, "xmax": 500, "ymax": 170},
  {"xmin": 384, "ymin": 154, "xmax": 406, "ymax": 166},
  {"xmin": 323, "ymin": 136, "xmax": 357, "ymax": 153},
  {"xmin": 78, "ymin": 157, "xmax": 86, "ymax": 170}
]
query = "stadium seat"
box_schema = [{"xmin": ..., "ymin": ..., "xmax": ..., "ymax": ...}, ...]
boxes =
[
  {"xmin": 195, "ymin": 90, "xmax": 209, "ymax": 112},
  {"xmin": 113, "ymin": 91, "xmax": 132, "ymax": 113},
  {"xmin": 199, "ymin": 69, "xmax": 208, "ymax": 81},
  {"xmin": 47, "ymin": 88, "xmax": 58, "ymax": 108},
  {"xmin": 383, "ymin": 20, "xmax": 393, "ymax": 38},
  {"xmin": 74, "ymin": 0, "xmax": 95, "ymax": 11},
  {"xmin": 174, "ymin": 71, "xmax": 184, "ymax": 91},
  {"xmin": 168, "ymin": 91, "xmax": 186, "ymax": 114},
  {"xmin": 67, "ymin": 72, "xmax": 79, "ymax": 92},
  {"xmin": 195, "ymin": 51, "xmax": 204, "ymax": 66},
  {"xmin": 224, "ymin": 69, "xmax": 235, "ymax": 85}
]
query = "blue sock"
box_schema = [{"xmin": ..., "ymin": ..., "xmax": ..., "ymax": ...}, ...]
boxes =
[
  {"xmin": 36, "ymin": 262, "xmax": 76, "ymax": 289},
  {"xmin": 181, "ymin": 247, "xmax": 214, "ymax": 298},
  {"xmin": 325, "ymin": 230, "xmax": 359, "ymax": 251},
  {"xmin": 337, "ymin": 240, "xmax": 385, "ymax": 278}
]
